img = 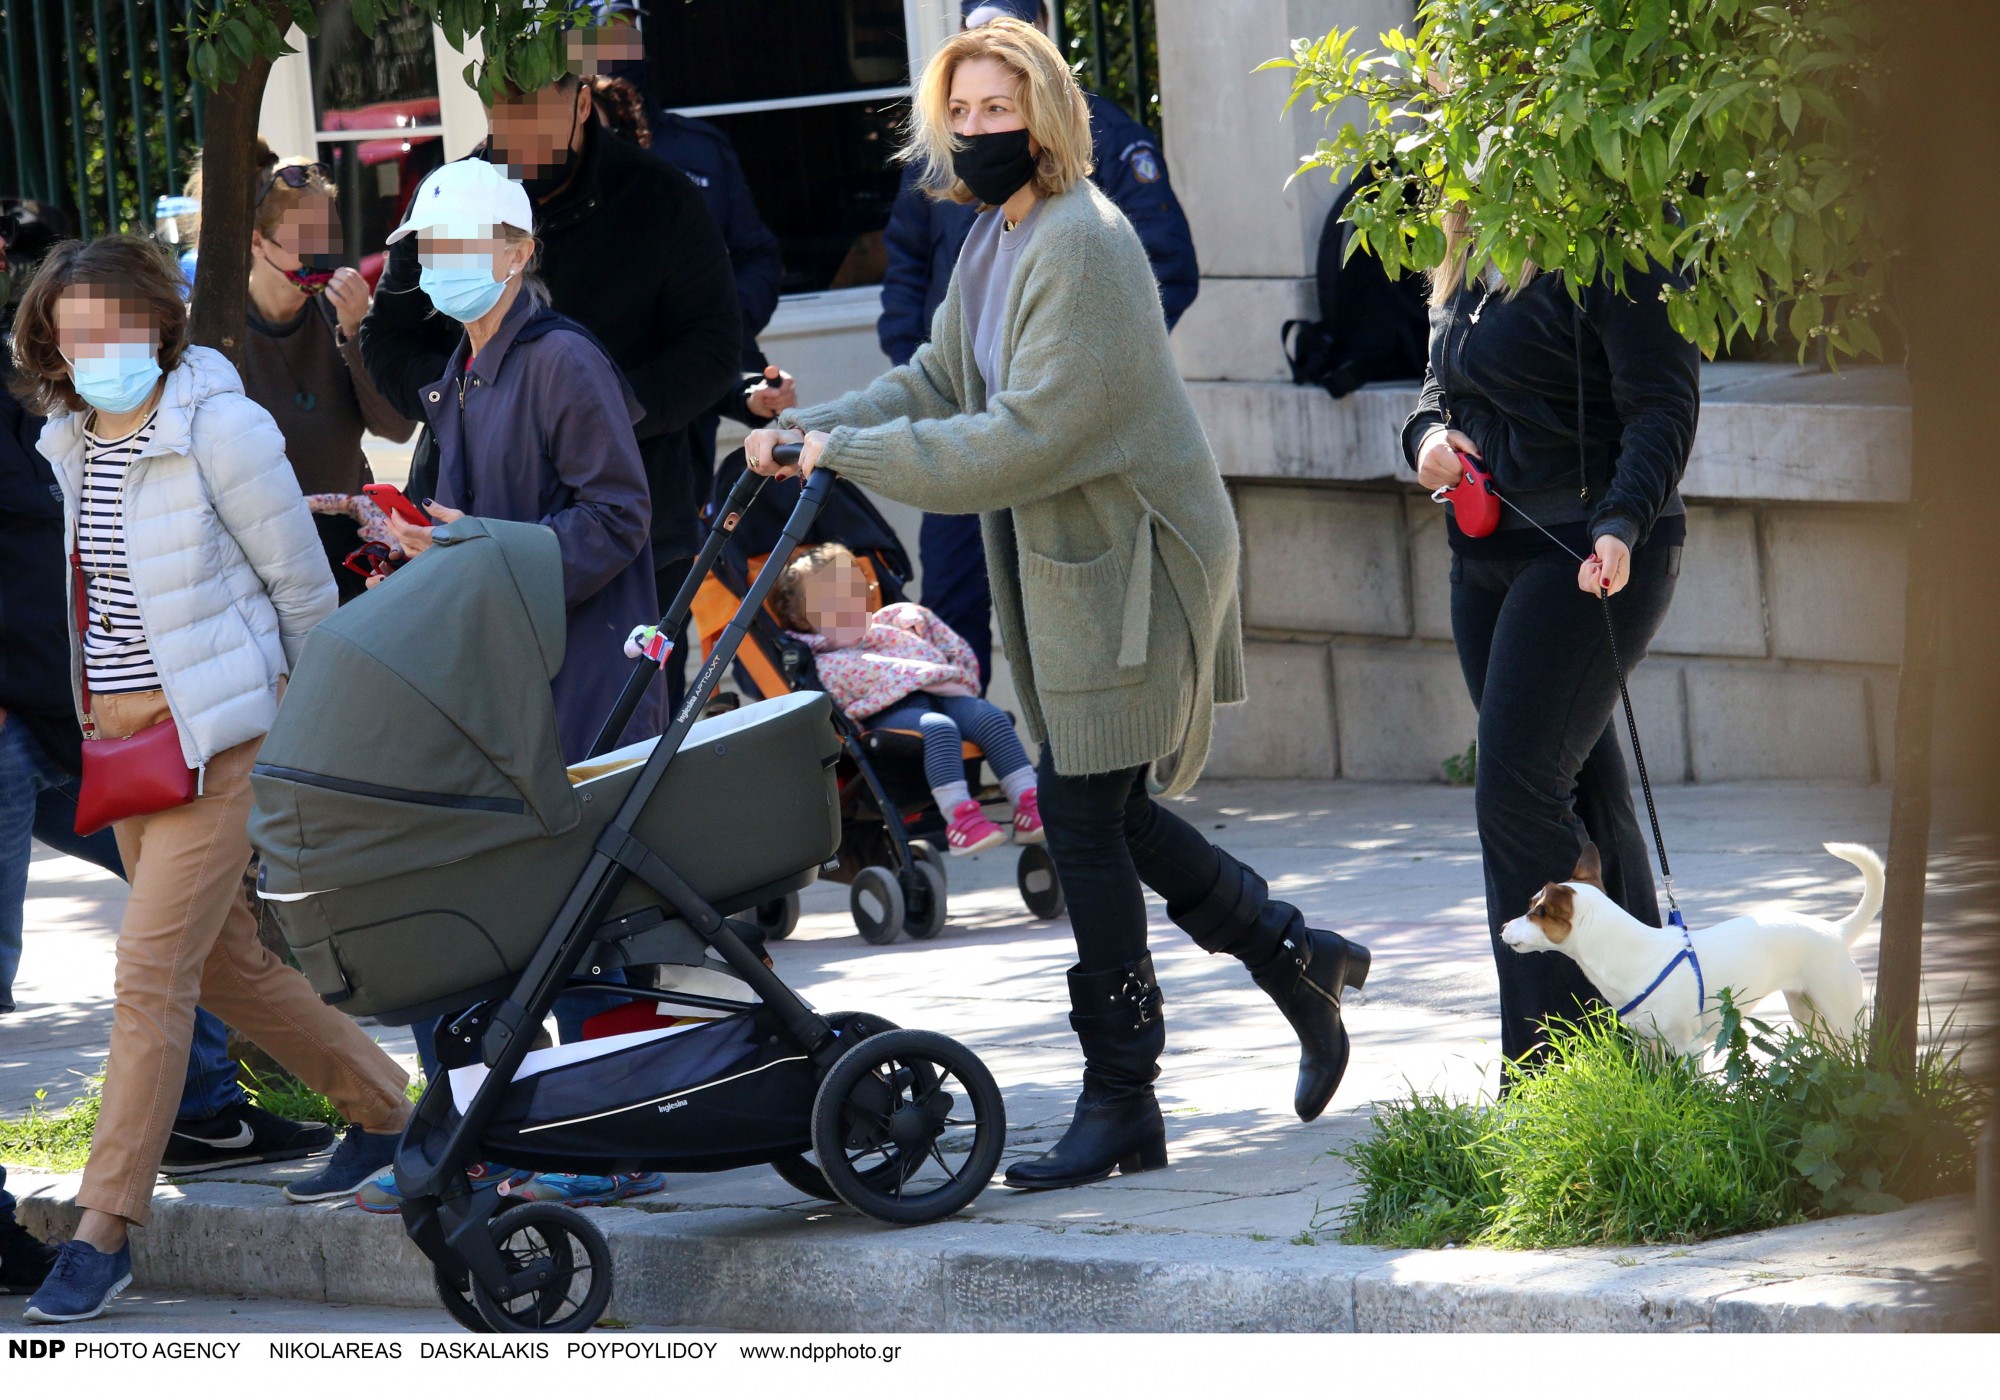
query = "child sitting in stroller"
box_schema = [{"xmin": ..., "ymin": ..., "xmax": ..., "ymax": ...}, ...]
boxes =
[{"xmin": 771, "ymin": 543, "xmax": 1041, "ymax": 854}]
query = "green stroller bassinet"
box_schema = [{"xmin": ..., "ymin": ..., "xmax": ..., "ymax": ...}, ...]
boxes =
[{"xmin": 247, "ymin": 517, "xmax": 841, "ymax": 1022}]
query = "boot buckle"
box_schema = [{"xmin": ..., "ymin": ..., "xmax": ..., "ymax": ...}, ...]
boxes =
[{"xmin": 1119, "ymin": 970, "xmax": 1162, "ymax": 1027}]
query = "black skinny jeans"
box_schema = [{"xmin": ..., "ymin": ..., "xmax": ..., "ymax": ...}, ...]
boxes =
[
  {"xmin": 1450, "ymin": 539, "xmax": 1681, "ymax": 1066},
  {"xmin": 1032, "ymin": 747, "xmax": 1223, "ymax": 974}
]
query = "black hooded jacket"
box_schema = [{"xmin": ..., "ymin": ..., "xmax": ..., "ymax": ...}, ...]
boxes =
[
  {"xmin": 360, "ymin": 117, "xmax": 741, "ymax": 563},
  {"xmin": 1401, "ymin": 261, "xmax": 1699, "ymax": 554},
  {"xmin": 0, "ymin": 391, "xmax": 83, "ymax": 772}
]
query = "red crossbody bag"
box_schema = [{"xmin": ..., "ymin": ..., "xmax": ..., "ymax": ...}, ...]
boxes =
[{"xmin": 70, "ymin": 542, "xmax": 195, "ymax": 837}]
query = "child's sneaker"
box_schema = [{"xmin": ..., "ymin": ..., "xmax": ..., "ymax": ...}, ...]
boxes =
[
  {"xmin": 502, "ymin": 1171, "xmax": 666, "ymax": 1206},
  {"xmin": 354, "ymin": 1160, "xmax": 524, "ymax": 1213},
  {"xmin": 946, "ymin": 799, "xmax": 1006, "ymax": 855},
  {"xmin": 1011, "ymin": 789, "xmax": 1045, "ymax": 845}
]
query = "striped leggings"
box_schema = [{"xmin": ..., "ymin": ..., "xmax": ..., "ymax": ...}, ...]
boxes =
[{"xmin": 869, "ymin": 693, "xmax": 1032, "ymax": 790}]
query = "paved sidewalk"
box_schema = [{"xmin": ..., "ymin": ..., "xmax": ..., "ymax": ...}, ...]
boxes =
[{"xmin": 3, "ymin": 780, "xmax": 1994, "ymax": 1331}]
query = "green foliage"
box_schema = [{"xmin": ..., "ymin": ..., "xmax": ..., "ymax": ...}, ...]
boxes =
[
  {"xmin": 1059, "ymin": 1, "xmax": 1162, "ymax": 133},
  {"xmin": 0, "ymin": 1080, "xmax": 104, "ymax": 1174},
  {"xmin": 1336, "ymin": 1090, "xmax": 1504, "ymax": 1247},
  {"xmin": 0, "ymin": 1067, "xmax": 425, "ymax": 1176},
  {"xmin": 1441, "ymin": 740, "xmax": 1477, "ymax": 786},
  {"xmin": 1262, "ymin": 1, "xmax": 1892, "ymax": 363},
  {"xmin": 1481, "ymin": 1011, "xmax": 1799, "ymax": 1246},
  {"xmin": 186, "ymin": 0, "xmax": 594, "ymax": 102},
  {"xmin": 1714, "ymin": 993, "xmax": 1983, "ymax": 1215},
  {"xmin": 1330, "ymin": 1006, "xmax": 1986, "ymax": 1250},
  {"xmin": 244, "ymin": 1066, "xmax": 428, "ymax": 1127}
]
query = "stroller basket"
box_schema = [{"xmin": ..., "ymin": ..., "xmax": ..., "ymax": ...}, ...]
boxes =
[{"xmin": 466, "ymin": 1011, "xmax": 819, "ymax": 1173}]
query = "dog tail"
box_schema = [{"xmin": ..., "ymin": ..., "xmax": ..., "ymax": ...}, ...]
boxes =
[{"xmin": 1823, "ymin": 843, "xmax": 1885, "ymax": 947}]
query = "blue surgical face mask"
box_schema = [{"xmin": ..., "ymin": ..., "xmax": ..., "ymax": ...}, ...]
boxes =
[
  {"xmin": 64, "ymin": 343, "xmax": 163, "ymax": 415},
  {"xmin": 419, "ymin": 252, "xmax": 515, "ymax": 323}
]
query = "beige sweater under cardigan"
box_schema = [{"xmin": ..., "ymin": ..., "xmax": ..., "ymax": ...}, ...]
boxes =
[{"xmin": 782, "ymin": 183, "xmax": 1245, "ymax": 795}]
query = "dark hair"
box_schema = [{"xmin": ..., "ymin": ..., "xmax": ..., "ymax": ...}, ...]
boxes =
[
  {"xmin": 589, "ymin": 75, "xmax": 652, "ymax": 148},
  {"xmin": 9, "ymin": 235, "xmax": 191, "ymax": 415}
]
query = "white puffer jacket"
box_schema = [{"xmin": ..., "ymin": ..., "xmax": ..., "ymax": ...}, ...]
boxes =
[{"xmin": 40, "ymin": 347, "xmax": 336, "ymax": 773}]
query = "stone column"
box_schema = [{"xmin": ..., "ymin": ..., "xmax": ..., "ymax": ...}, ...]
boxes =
[{"xmin": 1156, "ymin": 0, "xmax": 1414, "ymax": 382}]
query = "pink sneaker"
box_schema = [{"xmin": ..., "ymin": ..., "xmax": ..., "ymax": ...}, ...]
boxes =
[
  {"xmin": 946, "ymin": 799, "xmax": 1006, "ymax": 855},
  {"xmin": 1012, "ymin": 788, "xmax": 1045, "ymax": 845}
]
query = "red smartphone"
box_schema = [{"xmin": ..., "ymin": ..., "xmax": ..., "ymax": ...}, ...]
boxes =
[{"xmin": 361, "ymin": 483, "xmax": 432, "ymax": 527}]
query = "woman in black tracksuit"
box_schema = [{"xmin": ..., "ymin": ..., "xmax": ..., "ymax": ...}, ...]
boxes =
[{"xmin": 1403, "ymin": 242, "xmax": 1699, "ymax": 1074}]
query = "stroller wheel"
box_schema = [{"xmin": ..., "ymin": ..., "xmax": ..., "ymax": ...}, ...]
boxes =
[
  {"xmin": 902, "ymin": 859, "xmax": 947, "ymax": 941},
  {"xmin": 434, "ymin": 1264, "xmax": 493, "ymax": 1333},
  {"xmin": 850, "ymin": 866, "xmax": 905, "ymax": 945},
  {"xmin": 771, "ymin": 1012, "xmax": 903, "ymax": 1201},
  {"xmin": 810, "ymin": 1028, "xmax": 1006, "ymax": 1225},
  {"xmin": 467, "ymin": 1202, "xmax": 614, "ymax": 1333},
  {"xmin": 1017, "ymin": 844, "xmax": 1067, "ymax": 921},
  {"xmin": 910, "ymin": 839, "xmax": 948, "ymax": 890},
  {"xmin": 746, "ymin": 891, "xmax": 801, "ymax": 941}
]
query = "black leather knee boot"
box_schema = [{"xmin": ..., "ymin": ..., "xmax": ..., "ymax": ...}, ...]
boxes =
[
  {"xmin": 1170, "ymin": 853, "xmax": 1371, "ymax": 1122},
  {"xmin": 1003, "ymin": 956, "xmax": 1169, "ymax": 1190}
]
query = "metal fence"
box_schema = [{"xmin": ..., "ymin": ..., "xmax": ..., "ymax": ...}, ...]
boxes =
[
  {"xmin": 1060, "ymin": 0, "xmax": 1159, "ymax": 133},
  {"xmin": 0, "ymin": 0, "xmax": 204, "ymax": 240}
]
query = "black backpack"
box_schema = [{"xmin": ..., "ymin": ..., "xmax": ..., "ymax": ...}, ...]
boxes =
[{"xmin": 1281, "ymin": 168, "xmax": 1431, "ymax": 398}]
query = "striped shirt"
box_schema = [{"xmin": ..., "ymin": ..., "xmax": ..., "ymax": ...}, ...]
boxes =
[{"xmin": 76, "ymin": 419, "xmax": 162, "ymax": 696}]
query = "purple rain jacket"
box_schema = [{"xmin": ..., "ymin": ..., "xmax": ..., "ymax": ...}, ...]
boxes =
[{"xmin": 420, "ymin": 293, "xmax": 661, "ymax": 762}]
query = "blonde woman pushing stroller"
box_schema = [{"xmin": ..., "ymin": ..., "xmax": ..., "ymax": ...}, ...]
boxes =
[{"xmin": 748, "ymin": 19, "xmax": 1372, "ymax": 1190}]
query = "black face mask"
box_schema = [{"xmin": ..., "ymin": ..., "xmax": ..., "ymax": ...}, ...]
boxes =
[
  {"xmin": 510, "ymin": 96, "xmax": 583, "ymax": 203},
  {"xmin": 952, "ymin": 129, "xmax": 1038, "ymax": 207}
]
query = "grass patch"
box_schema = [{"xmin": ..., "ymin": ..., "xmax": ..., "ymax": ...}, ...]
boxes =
[
  {"xmin": 243, "ymin": 1066, "xmax": 428, "ymax": 1127},
  {"xmin": 3, "ymin": 1066, "xmax": 426, "ymax": 1175},
  {"xmin": 1338, "ymin": 1091, "xmax": 1504, "ymax": 1247},
  {"xmin": 0, "ymin": 1080, "xmax": 103, "ymax": 1173},
  {"xmin": 1330, "ymin": 1001, "xmax": 1986, "ymax": 1251}
]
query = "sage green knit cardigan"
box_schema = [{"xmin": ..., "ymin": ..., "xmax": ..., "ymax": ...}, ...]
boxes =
[{"xmin": 781, "ymin": 182, "xmax": 1245, "ymax": 795}]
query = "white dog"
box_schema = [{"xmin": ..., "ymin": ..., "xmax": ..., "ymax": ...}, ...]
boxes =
[{"xmin": 1499, "ymin": 842, "xmax": 1884, "ymax": 1055}]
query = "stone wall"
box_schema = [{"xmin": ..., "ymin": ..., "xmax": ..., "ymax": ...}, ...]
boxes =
[
  {"xmin": 1200, "ymin": 370, "xmax": 1914, "ymax": 786},
  {"xmin": 1154, "ymin": 0, "xmax": 1915, "ymax": 787}
]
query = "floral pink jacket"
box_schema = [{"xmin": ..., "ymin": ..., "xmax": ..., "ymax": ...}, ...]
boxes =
[{"xmin": 792, "ymin": 602, "xmax": 981, "ymax": 720}]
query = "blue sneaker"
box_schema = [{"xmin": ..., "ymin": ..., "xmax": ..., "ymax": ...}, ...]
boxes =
[
  {"xmin": 503, "ymin": 1171, "xmax": 666, "ymax": 1206},
  {"xmin": 354, "ymin": 1160, "xmax": 524, "ymax": 1214},
  {"xmin": 283, "ymin": 1125, "xmax": 399, "ymax": 1204},
  {"xmin": 23, "ymin": 1240, "xmax": 132, "ymax": 1323}
]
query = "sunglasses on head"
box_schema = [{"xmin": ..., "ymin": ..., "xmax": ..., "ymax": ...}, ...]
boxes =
[{"xmin": 255, "ymin": 162, "xmax": 332, "ymax": 205}]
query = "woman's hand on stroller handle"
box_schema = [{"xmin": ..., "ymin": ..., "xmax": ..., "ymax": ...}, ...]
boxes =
[{"xmin": 746, "ymin": 426, "xmax": 827, "ymax": 479}]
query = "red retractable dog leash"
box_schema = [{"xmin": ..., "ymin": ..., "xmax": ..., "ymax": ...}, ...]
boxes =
[
  {"xmin": 1430, "ymin": 449, "xmax": 1687, "ymax": 934},
  {"xmin": 1431, "ymin": 451, "xmax": 1501, "ymax": 537}
]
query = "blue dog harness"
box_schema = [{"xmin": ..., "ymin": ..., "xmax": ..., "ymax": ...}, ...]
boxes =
[{"xmin": 1614, "ymin": 910, "xmax": 1704, "ymax": 1018}]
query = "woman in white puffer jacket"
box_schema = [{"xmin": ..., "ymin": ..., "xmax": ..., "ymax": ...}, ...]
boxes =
[{"xmin": 11, "ymin": 236, "xmax": 411, "ymax": 1326}]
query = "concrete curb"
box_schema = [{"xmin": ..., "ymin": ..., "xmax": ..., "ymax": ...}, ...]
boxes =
[{"xmin": 13, "ymin": 1176, "xmax": 1992, "ymax": 1333}]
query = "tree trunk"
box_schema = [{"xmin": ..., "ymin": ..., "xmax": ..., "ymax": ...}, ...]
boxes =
[
  {"xmin": 1872, "ymin": 446, "xmax": 1942, "ymax": 1077},
  {"xmin": 185, "ymin": 51, "xmax": 274, "ymax": 365}
]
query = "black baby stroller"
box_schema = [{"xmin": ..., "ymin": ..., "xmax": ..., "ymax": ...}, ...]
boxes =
[
  {"xmin": 248, "ymin": 456, "xmax": 1007, "ymax": 1333},
  {"xmin": 689, "ymin": 449, "xmax": 1066, "ymax": 947}
]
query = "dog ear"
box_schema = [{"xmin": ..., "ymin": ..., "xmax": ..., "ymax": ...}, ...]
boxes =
[{"xmin": 1572, "ymin": 841, "xmax": 1604, "ymax": 889}]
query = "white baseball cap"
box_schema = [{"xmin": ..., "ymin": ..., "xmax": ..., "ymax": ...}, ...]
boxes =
[{"xmin": 386, "ymin": 160, "xmax": 533, "ymax": 244}]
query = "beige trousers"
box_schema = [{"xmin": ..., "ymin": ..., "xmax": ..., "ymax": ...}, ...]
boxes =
[{"xmin": 76, "ymin": 689, "xmax": 409, "ymax": 1226}]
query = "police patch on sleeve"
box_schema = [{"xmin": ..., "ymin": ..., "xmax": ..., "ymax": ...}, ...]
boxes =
[{"xmin": 1127, "ymin": 145, "xmax": 1162, "ymax": 184}]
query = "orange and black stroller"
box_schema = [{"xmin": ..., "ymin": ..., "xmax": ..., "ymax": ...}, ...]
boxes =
[{"xmin": 688, "ymin": 450, "xmax": 1066, "ymax": 945}]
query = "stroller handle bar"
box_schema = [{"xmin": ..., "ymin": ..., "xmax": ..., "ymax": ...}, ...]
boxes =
[{"xmin": 586, "ymin": 441, "xmax": 811, "ymax": 757}]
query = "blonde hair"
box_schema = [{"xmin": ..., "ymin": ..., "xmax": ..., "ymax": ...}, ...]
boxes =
[
  {"xmin": 1428, "ymin": 202, "xmax": 1540, "ymax": 307},
  {"xmin": 771, "ymin": 542, "xmax": 860, "ymax": 632},
  {"xmin": 184, "ymin": 139, "xmax": 339, "ymax": 249},
  {"xmin": 899, "ymin": 18, "xmax": 1093, "ymax": 205}
]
